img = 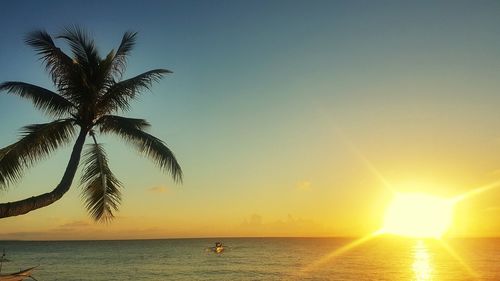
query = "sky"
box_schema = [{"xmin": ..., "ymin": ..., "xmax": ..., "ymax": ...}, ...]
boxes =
[{"xmin": 1, "ymin": 0, "xmax": 500, "ymax": 240}]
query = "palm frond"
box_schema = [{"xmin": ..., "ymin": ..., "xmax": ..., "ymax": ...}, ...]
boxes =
[
  {"xmin": 0, "ymin": 119, "xmax": 76, "ymax": 189},
  {"xmin": 57, "ymin": 26, "xmax": 115, "ymax": 110},
  {"xmin": 97, "ymin": 115, "xmax": 151, "ymax": 131},
  {"xmin": 99, "ymin": 50, "xmax": 115, "ymax": 82},
  {"xmin": 24, "ymin": 30, "xmax": 75, "ymax": 89},
  {"xmin": 98, "ymin": 115, "xmax": 182, "ymax": 182},
  {"xmin": 93, "ymin": 50, "xmax": 119, "ymax": 98},
  {"xmin": 98, "ymin": 69, "xmax": 172, "ymax": 114},
  {"xmin": 0, "ymin": 82, "xmax": 75, "ymax": 117},
  {"xmin": 57, "ymin": 25, "xmax": 99, "ymax": 69},
  {"xmin": 80, "ymin": 143, "xmax": 122, "ymax": 222},
  {"xmin": 110, "ymin": 31, "xmax": 137, "ymax": 78}
]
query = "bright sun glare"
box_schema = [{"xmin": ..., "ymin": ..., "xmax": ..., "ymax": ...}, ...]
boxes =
[{"xmin": 380, "ymin": 193, "xmax": 455, "ymax": 238}]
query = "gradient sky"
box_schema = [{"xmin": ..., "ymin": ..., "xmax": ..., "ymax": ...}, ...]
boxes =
[{"xmin": 1, "ymin": 0, "xmax": 500, "ymax": 240}]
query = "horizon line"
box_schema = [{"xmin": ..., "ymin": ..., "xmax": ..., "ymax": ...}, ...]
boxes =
[{"xmin": 1, "ymin": 235, "xmax": 499, "ymax": 242}]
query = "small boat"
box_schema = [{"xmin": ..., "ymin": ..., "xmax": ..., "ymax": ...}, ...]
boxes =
[
  {"xmin": 211, "ymin": 242, "xmax": 224, "ymax": 253},
  {"xmin": 0, "ymin": 250, "xmax": 37, "ymax": 281},
  {"xmin": 0, "ymin": 267, "xmax": 37, "ymax": 281},
  {"xmin": 214, "ymin": 246, "xmax": 224, "ymax": 253}
]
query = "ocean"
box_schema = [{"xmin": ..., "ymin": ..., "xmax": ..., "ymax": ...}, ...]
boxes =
[{"xmin": 0, "ymin": 237, "xmax": 499, "ymax": 280}]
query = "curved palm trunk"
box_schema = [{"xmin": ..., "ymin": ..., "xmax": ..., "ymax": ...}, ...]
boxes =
[{"xmin": 0, "ymin": 129, "xmax": 87, "ymax": 218}]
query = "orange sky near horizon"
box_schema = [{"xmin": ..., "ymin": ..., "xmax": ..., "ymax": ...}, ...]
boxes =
[{"xmin": 1, "ymin": 1, "xmax": 500, "ymax": 240}]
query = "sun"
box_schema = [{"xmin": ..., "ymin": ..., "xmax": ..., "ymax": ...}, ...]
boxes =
[{"xmin": 380, "ymin": 193, "xmax": 454, "ymax": 238}]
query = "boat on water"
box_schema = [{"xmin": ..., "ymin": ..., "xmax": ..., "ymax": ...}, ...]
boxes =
[
  {"xmin": 211, "ymin": 242, "xmax": 224, "ymax": 253},
  {"xmin": 214, "ymin": 246, "xmax": 224, "ymax": 253},
  {"xmin": 0, "ymin": 250, "xmax": 37, "ymax": 281},
  {"xmin": 0, "ymin": 267, "xmax": 37, "ymax": 281}
]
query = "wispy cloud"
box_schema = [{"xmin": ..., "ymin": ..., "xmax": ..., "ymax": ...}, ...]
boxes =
[
  {"xmin": 296, "ymin": 180, "xmax": 312, "ymax": 191},
  {"xmin": 52, "ymin": 219, "xmax": 96, "ymax": 234},
  {"xmin": 242, "ymin": 214, "xmax": 263, "ymax": 226},
  {"xmin": 482, "ymin": 206, "xmax": 500, "ymax": 212},
  {"xmin": 0, "ymin": 219, "xmax": 96, "ymax": 240},
  {"xmin": 0, "ymin": 217, "xmax": 165, "ymax": 240},
  {"xmin": 0, "ymin": 231, "xmax": 48, "ymax": 239},
  {"xmin": 240, "ymin": 213, "xmax": 326, "ymax": 236},
  {"xmin": 58, "ymin": 220, "xmax": 90, "ymax": 229},
  {"xmin": 147, "ymin": 185, "xmax": 169, "ymax": 194}
]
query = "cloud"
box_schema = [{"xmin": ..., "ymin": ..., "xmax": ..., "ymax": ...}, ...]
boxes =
[
  {"xmin": 58, "ymin": 220, "xmax": 90, "ymax": 229},
  {"xmin": 147, "ymin": 185, "xmax": 169, "ymax": 194},
  {"xmin": 240, "ymin": 213, "xmax": 326, "ymax": 236},
  {"xmin": 0, "ymin": 221, "xmax": 97, "ymax": 240},
  {"xmin": 296, "ymin": 180, "xmax": 312, "ymax": 191},
  {"xmin": 0, "ymin": 217, "xmax": 160, "ymax": 240},
  {"xmin": 52, "ymin": 219, "xmax": 97, "ymax": 234},
  {"xmin": 0, "ymin": 231, "xmax": 48, "ymax": 239},
  {"xmin": 482, "ymin": 206, "xmax": 500, "ymax": 212},
  {"xmin": 242, "ymin": 214, "xmax": 263, "ymax": 226}
]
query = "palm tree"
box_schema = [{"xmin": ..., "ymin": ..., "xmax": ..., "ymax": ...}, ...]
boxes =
[{"xmin": 0, "ymin": 27, "xmax": 182, "ymax": 222}]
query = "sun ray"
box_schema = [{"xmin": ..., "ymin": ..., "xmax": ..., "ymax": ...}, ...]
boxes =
[
  {"xmin": 295, "ymin": 232, "xmax": 380, "ymax": 278},
  {"xmin": 412, "ymin": 240, "xmax": 432, "ymax": 281},
  {"xmin": 452, "ymin": 179, "xmax": 500, "ymax": 203},
  {"xmin": 437, "ymin": 239, "xmax": 478, "ymax": 278},
  {"xmin": 314, "ymin": 107, "xmax": 392, "ymax": 191},
  {"xmin": 311, "ymin": 107, "xmax": 495, "ymax": 280},
  {"xmin": 332, "ymin": 127, "xmax": 393, "ymax": 191}
]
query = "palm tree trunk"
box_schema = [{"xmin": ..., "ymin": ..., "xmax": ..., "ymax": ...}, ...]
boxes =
[{"xmin": 0, "ymin": 129, "xmax": 88, "ymax": 218}]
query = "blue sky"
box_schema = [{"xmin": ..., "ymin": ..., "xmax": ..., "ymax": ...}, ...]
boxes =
[{"xmin": 1, "ymin": 0, "xmax": 500, "ymax": 239}]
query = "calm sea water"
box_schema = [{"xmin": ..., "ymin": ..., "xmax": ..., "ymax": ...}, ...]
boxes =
[{"xmin": 0, "ymin": 237, "xmax": 499, "ymax": 280}]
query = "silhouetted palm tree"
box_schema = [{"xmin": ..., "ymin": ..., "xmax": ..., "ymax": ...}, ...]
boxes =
[{"xmin": 0, "ymin": 27, "xmax": 182, "ymax": 222}]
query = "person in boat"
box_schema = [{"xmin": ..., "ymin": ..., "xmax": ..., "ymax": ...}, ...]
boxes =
[{"xmin": 213, "ymin": 242, "xmax": 224, "ymax": 253}]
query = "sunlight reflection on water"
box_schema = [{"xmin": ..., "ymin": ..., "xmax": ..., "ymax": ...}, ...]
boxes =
[
  {"xmin": 412, "ymin": 240, "xmax": 432, "ymax": 281},
  {"xmin": 1, "ymin": 238, "xmax": 499, "ymax": 280}
]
